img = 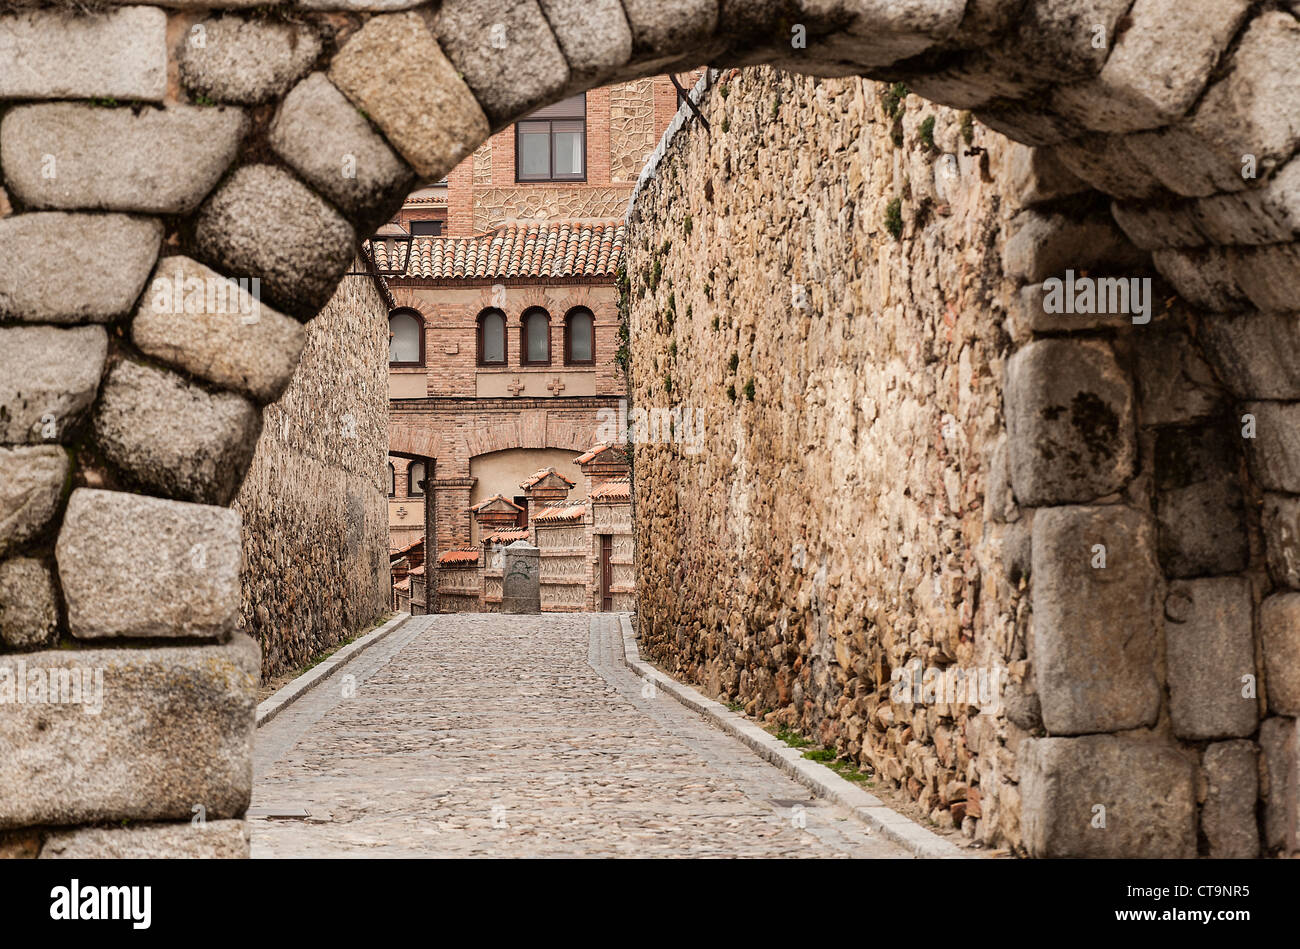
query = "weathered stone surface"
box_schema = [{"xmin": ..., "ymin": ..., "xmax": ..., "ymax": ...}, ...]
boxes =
[
  {"xmin": 329, "ymin": 13, "xmax": 490, "ymax": 181},
  {"xmin": 902, "ymin": 50, "xmax": 1046, "ymax": 110},
  {"xmin": 1134, "ymin": 328, "xmax": 1224, "ymax": 426},
  {"xmin": 502, "ymin": 541, "xmax": 541, "ymax": 613},
  {"xmin": 1020, "ymin": 736, "xmax": 1196, "ymax": 857},
  {"xmin": 990, "ymin": 0, "xmax": 1133, "ymax": 83},
  {"xmin": 1244, "ymin": 401, "xmax": 1300, "ymax": 493},
  {"xmin": 1152, "ymin": 247, "xmax": 1250, "ymax": 312},
  {"xmin": 269, "ymin": 73, "xmax": 414, "ymax": 231},
  {"xmin": 179, "ymin": 16, "xmax": 321, "ymax": 105},
  {"xmin": 0, "ymin": 637, "xmax": 258, "ymax": 829},
  {"xmin": 40, "ymin": 820, "xmax": 250, "ymax": 859},
  {"xmin": 620, "ymin": 0, "xmax": 719, "ymax": 70},
  {"xmin": 293, "ymin": 0, "xmax": 425, "ymax": 8},
  {"xmin": 0, "ymin": 104, "xmax": 246, "ymax": 215},
  {"xmin": 1011, "ymin": 282, "xmax": 1135, "ymax": 335},
  {"xmin": 1052, "ymin": 133, "xmax": 1167, "ymax": 200},
  {"xmin": 236, "ymin": 255, "xmax": 391, "ymax": 682},
  {"xmin": 538, "ymin": 0, "xmax": 633, "ymax": 92},
  {"xmin": 56, "ymin": 488, "xmax": 242, "ymax": 640},
  {"xmin": 0, "ymin": 829, "xmax": 41, "ymax": 859},
  {"xmin": 1229, "ymin": 242, "xmax": 1300, "ymax": 314},
  {"xmin": 0, "ymin": 325, "xmax": 108, "ymax": 444},
  {"xmin": 94, "ymin": 361, "xmax": 262, "ymax": 506},
  {"xmin": 1031, "ymin": 505, "xmax": 1161, "ymax": 735},
  {"xmin": 1259, "ymin": 716, "xmax": 1298, "ymax": 853},
  {"xmin": 1192, "ymin": 156, "xmax": 1300, "ymax": 246},
  {"xmin": 1004, "ymin": 339, "xmax": 1136, "ymax": 506},
  {"xmin": 1007, "ymin": 144, "xmax": 1089, "ymax": 207},
  {"xmin": 0, "ymin": 213, "xmax": 162, "ymax": 323},
  {"xmin": 1153, "ymin": 424, "xmax": 1248, "ymax": 577},
  {"xmin": 193, "ymin": 164, "xmax": 355, "ymax": 320},
  {"xmin": 1198, "ymin": 311, "xmax": 1300, "ymax": 401},
  {"xmin": 1003, "ymin": 209, "xmax": 1147, "ymax": 284},
  {"xmin": 1109, "ymin": 199, "xmax": 1203, "ymax": 251},
  {"xmin": 1261, "ymin": 593, "xmax": 1300, "ymax": 716},
  {"xmin": 132, "ymin": 256, "xmax": 307, "ymax": 404},
  {"xmin": 0, "ymin": 557, "xmax": 60, "ymax": 649},
  {"xmin": 1128, "ymin": 12, "xmax": 1300, "ymax": 197},
  {"xmin": 1050, "ymin": 0, "xmax": 1253, "ymax": 133},
  {"xmin": 1202, "ymin": 740, "xmax": 1260, "ymax": 859},
  {"xmin": 1165, "ymin": 578, "xmax": 1257, "ymax": 739},
  {"xmin": 432, "ymin": 0, "xmax": 570, "ymax": 129},
  {"xmin": 1263, "ymin": 494, "xmax": 1300, "ymax": 590},
  {"xmin": 0, "ymin": 6, "xmax": 166, "ymax": 101},
  {"xmin": 0, "ymin": 447, "xmax": 68, "ymax": 557}
]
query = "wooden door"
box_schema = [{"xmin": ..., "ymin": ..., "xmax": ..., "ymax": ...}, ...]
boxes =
[{"xmin": 600, "ymin": 535, "xmax": 613, "ymax": 611}]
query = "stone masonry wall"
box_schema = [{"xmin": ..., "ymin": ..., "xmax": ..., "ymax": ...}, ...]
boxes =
[
  {"xmin": 2, "ymin": 0, "xmax": 1296, "ymax": 859},
  {"xmin": 627, "ymin": 63, "xmax": 1298, "ymax": 857},
  {"xmin": 234, "ymin": 255, "xmax": 391, "ymax": 682}
]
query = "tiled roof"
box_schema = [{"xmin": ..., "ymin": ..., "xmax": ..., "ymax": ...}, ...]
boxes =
[
  {"xmin": 575, "ymin": 444, "xmax": 613, "ymax": 464},
  {"xmin": 521, "ymin": 466, "xmax": 576, "ymax": 489},
  {"xmin": 485, "ymin": 527, "xmax": 530, "ymax": 544},
  {"xmin": 374, "ymin": 220, "xmax": 625, "ymax": 280},
  {"xmin": 589, "ymin": 477, "xmax": 631, "ymax": 500},
  {"xmin": 389, "ymin": 536, "xmax": 424, "ymax": 559},
  {"xmin": 470, "ymin": 494, "xmax": 524, "ymax": 512},
  {"xmin": 393, "ymin": 578, "xmax": 410, "ymax": 592},
  {"xmin": 534, "ymin": 501, "xmax": 587, "ymax": 524},
  {"xmin": 437, "ymin": 548, "xmax": 480, "ymax": 566}
]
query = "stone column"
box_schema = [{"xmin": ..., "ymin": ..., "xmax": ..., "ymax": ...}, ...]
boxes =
[{"xmin": 502, "ymin": 540, "xmax": 540, "ymax": 614}]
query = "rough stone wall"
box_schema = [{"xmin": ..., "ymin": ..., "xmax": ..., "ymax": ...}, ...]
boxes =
[
  {"xmin": 628, "ymin": 66, "xmax": 1029, "ymax": 849},
  {"xmin": 627, "ymin": 64, "xmax": 1298, "ymax": 857},
  {"xmin": 234, "ymin": 255, "xmax": 390, "ymax": 682}
]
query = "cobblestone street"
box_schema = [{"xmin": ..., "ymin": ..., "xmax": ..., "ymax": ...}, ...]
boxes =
[{"xmin": 250, "ymin": 613, "xmax": 911, "ymax": 857}]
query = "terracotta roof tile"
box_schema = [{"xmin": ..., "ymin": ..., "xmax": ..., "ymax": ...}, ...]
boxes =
[
  {"xmin": 485, "ymin": 527, "xmax": 530, "ymax": 544},
  {"xmin": 374, "ymin": 220, "xmax": 625, "ymax": 280},
  {"xmin": 389, "ymin": 536, "xmax": 424, "ymax": 558},
  {"xmin": 589, "ymin": 477, "xmax": 631, "ymax": 500},
  {"xmin": 470, "ymin": 494, "xmax": 524, "ymax": 512},
  {"xmin": 520, "ymin": 466, "xmax": 576, "ymax": 489},
  {"xmin": 534, "ymin": 501, "xmax": 587, "ymax": 524},
  {"xmin": 575, "ymin": 444, "xmax": 612, "ymax": 464},
  {"xmin": 437, "ymin": 548, "xmax": 480, "ymax": 565}
]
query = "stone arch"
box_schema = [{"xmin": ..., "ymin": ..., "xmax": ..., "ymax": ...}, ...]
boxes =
[{"xmin": 2, "ymin": 0, "xmax": 1297, "ymax": 858}]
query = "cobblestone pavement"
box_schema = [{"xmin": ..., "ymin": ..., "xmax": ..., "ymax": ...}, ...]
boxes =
[{"xmin": 250, "ymin": 613, "xmax": 912, "ymax": 857}]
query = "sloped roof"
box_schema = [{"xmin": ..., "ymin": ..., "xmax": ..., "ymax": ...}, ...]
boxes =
[
  {"xmin": 437, "ymin": 548, "xmax": 480, "ymax": 565},
  {"xmin": 589, "ymin": 477, "xmax": 631, "ymax": 500},
  {"xmin": 521, "ymin": 466, "xmax": 576, "ymax": 489},
  {"xmin": 374, "ymin": 220, "xmax": 625, "ymax": 280},
  {"xmin": 485, "ymin": 527, "xmax": 530, "ymax": 544},
  {"xmin": 470, "ymin": 494, "xmax": 524, "ymax": 512},
  {"xmin": 534, "ymin": 501, "xmax": 588, "ymax": 524}
]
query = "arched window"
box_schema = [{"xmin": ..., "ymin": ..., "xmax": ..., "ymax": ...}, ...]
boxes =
[
  {"xmin": 521, "ymin": 307, "xmax": 551, "ymax": 366},
  {"xmin": 477, "ymin": 308, "xmax": 506, "ymax": 366},
  {"xmin": 564, "ymin": 307, "xmax": 594, "ymax": 365},
  {"xmin": 389, "ymin": 309, "xmax": 424, "ymax": 366},
  {"xmin": 408, "ymin": 461, "xmax": 425, "ymax": 497},
  {"xmin": 387, "ymin": 462, "xmax": 396, "ymax": 497}
]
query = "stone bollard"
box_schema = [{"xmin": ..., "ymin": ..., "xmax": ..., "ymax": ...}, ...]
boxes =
[{"xmin": 502, "ymin": 540, "xmax": 540, "ymax": 614}]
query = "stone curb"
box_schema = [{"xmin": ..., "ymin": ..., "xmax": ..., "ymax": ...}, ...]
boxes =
[
  {"xmin": 255, "ymin": 612, "xmax": 412, "ymax": 728},
  {"xmin": 614, "ymin": 613, "xmax": 971, "ymax": 859}
]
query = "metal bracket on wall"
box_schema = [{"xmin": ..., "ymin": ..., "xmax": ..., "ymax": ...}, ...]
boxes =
[{"xmin": 670, "ymin": 72, "xmax": 710, "ymax": 132}]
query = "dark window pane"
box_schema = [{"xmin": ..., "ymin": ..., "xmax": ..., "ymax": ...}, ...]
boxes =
[
  {"xmin": 389, "ymin": 312, "xmax": 421, "ymax": 363},
  {"xmin": 568, "ymin": 311, "xmax": 593, "ymax": 362},
  {"xmin": 553, "ymin": 123, "xmax": 584, "ymax": 178},
  {"xmin": 482, "ymin": 312, "xmax": 505, "ymax": 363},
  {"xmin": 410, "ymin": 220, "xmax": 442, "ymax": 236},
  {"xmin": 526, "ymin": 312, "xmax": 549, "ymax": 362},
  {"xmin": 518, "ymin": 123, "xmax": 550, "ymax": 179},
  {"xmin": 409, "ymin": 462, "xmax": 425, "ymax": 496}
]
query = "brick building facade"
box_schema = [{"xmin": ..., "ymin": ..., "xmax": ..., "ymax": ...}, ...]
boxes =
[{"xmin": 380, "ymin": 76, "xmax": 685, "ymax": 610}]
